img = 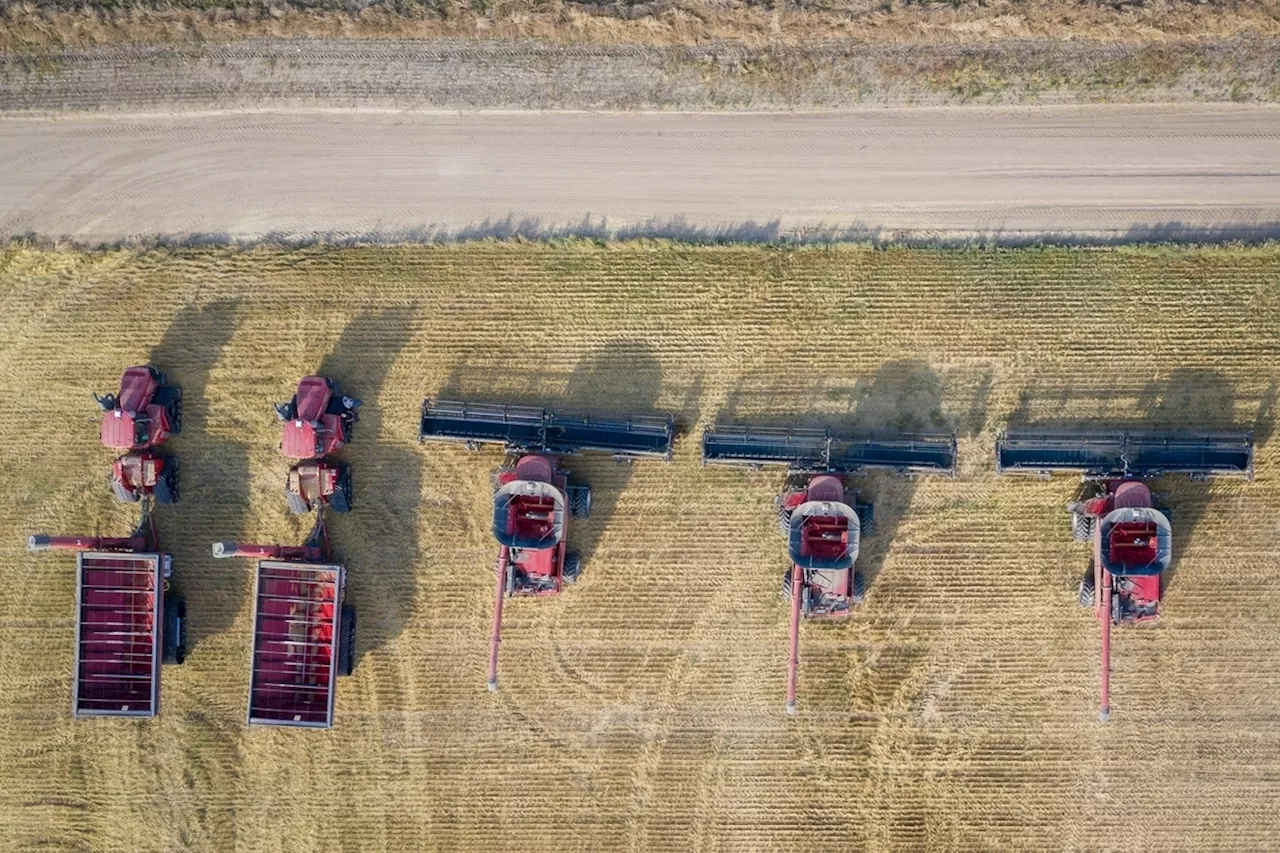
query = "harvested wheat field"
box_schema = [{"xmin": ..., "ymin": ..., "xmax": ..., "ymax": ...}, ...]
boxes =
[{"xmin": 1, "ymin": 243, "xmax": 1279, "ymax": 852}]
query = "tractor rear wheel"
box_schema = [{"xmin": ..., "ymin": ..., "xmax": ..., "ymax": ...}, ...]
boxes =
[
  {"xmin": 162, "ymin": 596, "xmax": 187, "ymax": 665},
  {"xmin": 329, "ymin": 466, "xmax": 353, "ymax": 513},
  {"xmin": 111, "ymin": 476, "xmax": 139, "ymax": 503},
  {"xmin": 563, "ymin": 552, "xmax": 582, "ymax": 584},
  {"xmin": 852, "ymin": 570, "xmax": 867, "ymax": 604},
  {"xmin": 567, "ymin": 485, "xmax": 592, "ymax": 519},
  {"xmin": 1072, "ymin": 512, "xmax": 1094, "ymax": 542},
  {"xmin": 154, "ymin": 458, "xmax": 178, "ymax": 505},
  {"xmin": 1078, "ymin": 569, "xmax": 1096, "ymax": 608},
  {"xmin": 857, "ymin": 503, "xmax": 876, "ymax": 537},
  {"xmin": 285, "ymin": 486, "xmax": 311, "ymax": 515},
  {"xmin": 337, "ymin": 606, "xmax": 356, "ymax": 676}
]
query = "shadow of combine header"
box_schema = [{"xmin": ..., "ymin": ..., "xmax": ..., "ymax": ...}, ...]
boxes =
[
  {"xmin": 714, "ymin": 359, "xmax": 958, "ymax": 596},
  {"xmin": 318, "ymin": 307, "xmax": 418, "ymax": 668},
  {"xmin": 148, "ymin": 300, "xmax": 245, "ymax": 652}
]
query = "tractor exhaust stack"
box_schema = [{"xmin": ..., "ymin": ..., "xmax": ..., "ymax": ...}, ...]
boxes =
[
  {"xmin": 786, "ymin": 564, "xmax": 803, "ymax": 716},
  {"xmin": 488, "ymin": 548, "xmax": 511, "ymax": 691}
]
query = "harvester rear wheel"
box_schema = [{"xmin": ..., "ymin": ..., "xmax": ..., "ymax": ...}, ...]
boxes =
[
  {"xmin": 329, "ymin": 466, "xmax": 353, "ymax": 513},
  {"xmin": 852, "ymin": 570, "xmax": 867, "ymax": 604},
  {"xmin": 154, "ymin": 466, "xmax": 178, "ymax": 505},
  {"xmin": 162, "ymin": 596, "xmax": 187, "ymax": 665},
  {"xmin": 337, "ymin": 606, "xmax": 356, "ymax": 676},
  {"xmin": 285, "ymin": 487, "xmax": 311, "ymax": 515},
  {"xmin": 1078, "ymin": 569, "xmax": 1095, "ymax": 608},
  {"xmin": 111, "ymin": 476, "xmax": 139, "ymax": 504},
  {"xmin": 567, "ymin": 485, "xmax": 592, "ymax": 519},
  {"xmin": 563, "ymin": 552, "xmax": 582, "ymax": 584},
  {"xmin": 1072, "ymin": 512, "xmax": 1094, "ymax": 542}
]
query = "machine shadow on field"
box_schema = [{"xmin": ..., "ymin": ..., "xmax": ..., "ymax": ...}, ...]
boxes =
[
  {"xmin": 1007, "ymin": 368, "xmax": 1267, "ymax": 592},
  {"xmin": 437, "ymin": 339, "xmax": 688, "ymax": 576},
  {"xmin": 715, "ymin": 360, "xmax": 954, "ymax": 597},
  {"xmin": 148, "ymin": 300, "xmax": 246, "ymax": 651},
  {"xmin": 319, "ymin": 308, "xmax": 418, "ymax": 667}
]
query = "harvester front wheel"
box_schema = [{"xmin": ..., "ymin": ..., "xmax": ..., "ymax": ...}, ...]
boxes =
[
  {"xmin": 337, "ymin": 606, "xmax": 356, "ymax": 676},
  {"xmin": 1072, "ymin": 512, "xmax": 1094, "ymax": 542},
  {"xmin": 777, "ymin": 504, "xmax": 793, "ymax": 536},
  {"xmin": 567, "ymin": 485, "xmax": 592, "ymax": 519},
  {"xmin": 857, "ymin": 503, "xmax": 876, "ymax": 537},
  {"xmin": 563, "ymin": 552, "xmax": 582, "ymax": 584},
  {"xmin": 1078, "ymin": 569, "xmax": 1095, "ymax": 608},
  {"xmin": 285, "ymin": 487, "xmax": 311, "ymax": 515},
  {"xmin": 111, "ymin": 476, "xmax": 140, "ymax": 504},
  {"xmin": 329, "ymin": 466, "xmax": 353, "ymax": 513}
]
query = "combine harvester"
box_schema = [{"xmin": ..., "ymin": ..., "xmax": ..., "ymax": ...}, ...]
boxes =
[
  {"xmin": 27, "ymin": 507, "xmax": 187, "ymax": 718},
  {"xmin": 419, "ymin": 399, "xmax": 674, "ymax": 691},
  {"xmin": 996, "ymin": 430, "xmax": 1254, "ymax": 721},
  {"xmin": 95, "ymin": 365, "xmax": 182, "ymax": 504},
  {"xmin": 275, "ymin": 375, "xmax": 360, "ymax": 514},
  {"xmin": 213, "ymin": 516, "xmax": 356, "ymax": 728},
  {"xmin": 701, "ymin": 424, "xmax": 957, "ymax": 715}
]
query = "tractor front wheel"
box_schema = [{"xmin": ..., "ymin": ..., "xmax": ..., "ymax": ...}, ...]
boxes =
[
  {"xmin": 1078, "ymin": 569, "xmax": 1095, "ymax": 608},
  {"xmin": 337, "ymin": 606, "xmax": 356, "ymax": 676},
  {"xmin": 1072, "ymin": 512, "xmax": 1094, "ymax": 542},
  {"xmin": 329, "ymin": 466, "xmax": 353, "ymax": 513},
  {"xmin": 563, "ymin": 552, "xmax": 582, "ymax": 584}
]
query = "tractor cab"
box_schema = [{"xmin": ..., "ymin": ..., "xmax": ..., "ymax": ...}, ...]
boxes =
[
  {"xmin": 277, "ymin": 376, "xmax": 360, "ymax": 460},
  {"xmin": 97, "ymin": 366, "xmax": 179, "ymax": 451},
  {"xmin": 492, "ymin": 459, "xmax": 567, "ymax": 595}
]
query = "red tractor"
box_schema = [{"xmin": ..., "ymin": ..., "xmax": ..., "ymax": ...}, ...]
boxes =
[
  {"xmin": 95, "ymin": 366, "xmax": 181, "ymax": 504},
  {"xmin": 997, "ymin": 430, "xmax": 1255, "ymax": 721},
  {"xmin": 701, "ymin": 424, "xmax": 957, "ymax": 715},
  {"xmin": 420, "ymin": 399, "xmax": 674, "ymax": 691},
  {"xmin": 275, "ymin": 376, "xmax": 359, "ymax": 513},
  {"xmin": 27, "ymin": 506, "xmax": 187, "ymax": 718},
  {"xmin": 213, "ymin": 515, "xmax": 356, "ymax": 728}
]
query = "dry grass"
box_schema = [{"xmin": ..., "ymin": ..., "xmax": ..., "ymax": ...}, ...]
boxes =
[
  {"xmin": 4, "ymin": 0, "xmax": 1280, "ymax": 52},
  {"xmin": 1, "ymin": 242, "xmax": 1279, "ymax": 851}
]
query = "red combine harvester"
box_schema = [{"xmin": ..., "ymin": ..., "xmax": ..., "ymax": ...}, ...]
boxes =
[
  {"xmin": 27, "ymin": 507, "xmax": 187, "ymax": 718},
  {"xmin": 212, "ymin": 515, "xmax": 356, "ymax": 728},
  {"xmin": 701, "ymin": 424, "xmax": 957, "ymax": 715},
  {"xmin": 419, "ymin": 399, "xmax": 675, "ymax": 691},
  {"xmin": 997, "ymin": 430, "xmax": 1254, "ymax": 721},
  {"xmin": 95, "ymin": 365, "xmax": 182, "ymax": 504},
  {"xmin": 275, "ymin": 376, "xmax": 360, "ymax": 514}
]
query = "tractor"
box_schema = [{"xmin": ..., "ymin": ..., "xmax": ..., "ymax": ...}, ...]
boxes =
[
  {"xmin": 275, "ymin": 376, "xmax": 359, "ymax": 513},
  {"xmin": 95, "ymin": 366, "xmax": 181, "ymax": 504},
  {"xmin": 27, "ymin": 505, "xmax": 187, "ymax": 718},
  {"xmin": 213, "ymin": 514, "xmax": 356, "ymax": 728},
  {"xmin": 997, "ymin": 430, "xmax": 1255, "ymax": 721},
  {"xmin": 701, "ymin": 424, "xmax": 957, "ymax": 715},
  {"xmin": 419, "ymin": 399, "xmax": 674, "ymax": 691}
]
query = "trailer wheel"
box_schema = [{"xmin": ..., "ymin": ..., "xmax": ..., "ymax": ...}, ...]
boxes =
[
  {"xmin": 337, "ymin": 606, "xmax": 356, "ymax": 676},
  {"xmin": 1072, "ymin": 512, "xmax": 1094, "ymax": 542},
  {"xmin": 563, "ymin": 552, "xmax": 582, "ymax": 584},
  {"xmin": 328, "ymin": 465, "xmax": 353, "ymax": 514},
  {"xmin": 857, "ymin": 503, "xmax": 876, "ymax": 537},
  {"xmin": 154, "ymin": 458, "xmax": 178, "ymax": 505},
  {"xmin": 777, "ymin": 504, "xmax": 793, "ymax": 536},
  {"xmin": 567, "ymin": 485, "xmax": 592, "ymax": 519},
  {"xmin": 163, "ymin": 596, "xmax": 187, "ymax": 665},
  {"xmin": 1078, "ymin": 569, "xmax": 1095, "ymax": 608},
  {"xmin": 851, "ymin": 570, "xmax": 867, "ymax": 604},
  {"xmin": 285, "ymin": 486, "xmax": 311, "ymax": 515},
  {"xmin": 111, "ymin": 476, "xmax": 140, "ymax": 503}
]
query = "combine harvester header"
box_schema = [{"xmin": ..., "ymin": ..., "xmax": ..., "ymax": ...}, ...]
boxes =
[
  {"xmin": 996, "ymin": 428, "xmax": 1254, "ymax": 721},
  {"xmin": 420, "ymin": 399, "xmax": 674, "ymax": 461},
  {"xmin": 702, "ymin": 423, "xmax": 956, "ymax": 714}
]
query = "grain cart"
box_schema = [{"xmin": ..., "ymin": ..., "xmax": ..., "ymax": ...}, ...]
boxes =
[
  {"xmin": 701, "ymin": 424, "xmax": 957, "ymax": 715},
  {"xmin": 27, "ymin": 506, "xmax": 187, "ymax": 718},
  {"xmin": 95, "ymin": 366, "xmax": 182, "ymax": 504},
  {"xmin": 212, "ymin": 515, "xmax": 356, "ymax": 728},
  {"xmin": 996, "ymin": 430, "xmax": 1254, "ymax": 721},
  {"xmin": 419, "ymin": 399, "xmax": 675, "ymax": 691},
  {"xmin": 275, "ymin": 376, "xmax": 360, "ymax": 514}
]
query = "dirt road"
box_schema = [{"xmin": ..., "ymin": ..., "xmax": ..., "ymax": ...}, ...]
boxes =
[{"xmin": 2, "ymin": 105, "xmax": 1279, "ymax": 243}]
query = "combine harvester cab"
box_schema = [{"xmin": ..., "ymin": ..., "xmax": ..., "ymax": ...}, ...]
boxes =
[
  {"xmin": 95, "ymin": 365, "xmax": 182, "ymax": 504},
  {"xmin": 27, "ymin": 508, "xmax": 187, "ymax": 718},
  {"xmin": 996, "ymin": 429, "xmax": 1254, "ymax": 721},
  {"xmin": 276, "ymin": 375, "xmax": 360, "ymax": 514},
  {"xmin": 419, "ymin": 399, "xmax": 675, "ymax": 691},
  {"xmin": 701, "ymin": 424, "xmax": 957, "ymax": 715},
  {"xmin": 213, "ymin": 515, "xmax": 356, "ymax": 728}
]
